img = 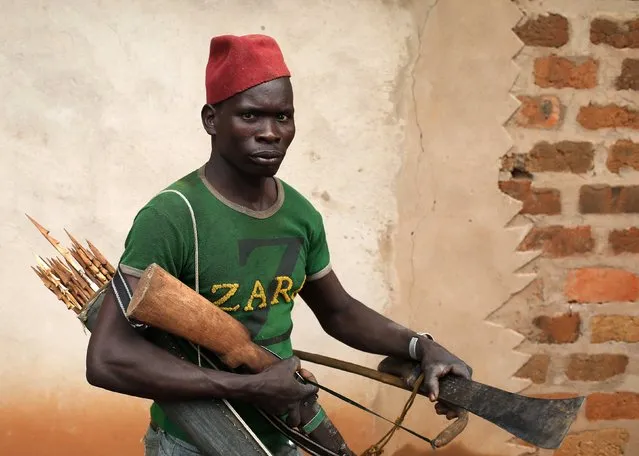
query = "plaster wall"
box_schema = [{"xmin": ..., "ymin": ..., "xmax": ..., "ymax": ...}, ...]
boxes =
[
  {"xmin": 377, "ymin": 1, "xmax": 534, "ymax": 455},
  {"xmin": 0, "ymin": 1, "xmax": 529, "ymax": 455}
]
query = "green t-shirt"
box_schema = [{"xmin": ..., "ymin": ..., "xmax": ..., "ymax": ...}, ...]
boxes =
[{"xmin": 118, "ymin": 164, "xmax": 331, "ymax": 452}]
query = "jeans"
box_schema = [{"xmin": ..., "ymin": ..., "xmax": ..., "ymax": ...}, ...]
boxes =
[
  {"xmin": 143, "ymin": 425, "xmax": 301, "ymax": 456},
  {"xmin": 143, "ymin": 425, "xmax": 200, "ymax": 456}
]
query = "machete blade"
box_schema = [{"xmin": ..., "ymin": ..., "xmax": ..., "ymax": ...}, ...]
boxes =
[{"xmin": 438, "ymin": 376, "xmax": 584, "ymax": 449}]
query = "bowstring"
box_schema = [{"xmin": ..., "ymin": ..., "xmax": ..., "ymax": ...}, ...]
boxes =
[{"xmin": 304, "ymin": 374, "xmax": 435, "ymax": 453}]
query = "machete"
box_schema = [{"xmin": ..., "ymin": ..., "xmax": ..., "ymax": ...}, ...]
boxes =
[{"xmin": 295, "ymin": 350, "xmax": 583, "ymax": 450}]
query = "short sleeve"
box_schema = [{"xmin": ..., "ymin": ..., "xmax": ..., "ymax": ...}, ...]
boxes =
[
  {"xmin": 118, "ymin": 206, "xmax": 187, "ymax": 279},
  {"xmin": 305, "ymin": 211, "xmax": 331, "ymax": 281}
]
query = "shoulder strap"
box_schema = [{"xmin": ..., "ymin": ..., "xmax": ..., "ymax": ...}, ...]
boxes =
[{"xmin": 157, "ymin": 189, "xmax": 200, "ymax": 294}]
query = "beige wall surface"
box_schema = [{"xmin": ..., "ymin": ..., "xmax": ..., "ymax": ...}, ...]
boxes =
[
  {"xmin": 0, "ymin": 0, "xmax": 534, "ymax": 455},
  {"xmin": 378, "ymin": 1, "xmax": 535, "ymax": 455}
]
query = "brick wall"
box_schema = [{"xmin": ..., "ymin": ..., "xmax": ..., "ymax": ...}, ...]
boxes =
[{"xmin": 497, "ymin": 3, "xmax": 639, "ymax": 455}]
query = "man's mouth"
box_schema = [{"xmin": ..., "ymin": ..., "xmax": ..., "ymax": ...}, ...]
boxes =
[{"xmin": 250, "ymin": 150, "xmax": 284, "ymax": 165}]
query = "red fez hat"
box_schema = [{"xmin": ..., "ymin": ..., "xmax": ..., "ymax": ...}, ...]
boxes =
[{"xmin": 205, "ymin": 34, "xmax": 291, "ymax": 105}]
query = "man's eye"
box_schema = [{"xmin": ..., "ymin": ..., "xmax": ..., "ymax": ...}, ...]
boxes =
[
  {"xmin": 241, "ymin": 113, "xmax": 255, "ymax": 120},
  {"xmin": 276, "ymin": 114, "xmax": 289, "ymax": 121}
]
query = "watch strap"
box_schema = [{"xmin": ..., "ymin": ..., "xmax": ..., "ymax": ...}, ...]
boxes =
[{"xmin": 409, "ymin": 332, "xmax": 433, "ymax": 361}]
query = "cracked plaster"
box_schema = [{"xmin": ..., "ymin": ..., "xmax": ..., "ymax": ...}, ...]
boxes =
[{"xmin": 375, "ymin": 1, "xmax": 536, "ymax": 454}]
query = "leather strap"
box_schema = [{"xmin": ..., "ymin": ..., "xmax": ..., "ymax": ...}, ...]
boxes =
[{"xmin": 111, "ymin": 266, "xmax": 147, "ymax": 330}]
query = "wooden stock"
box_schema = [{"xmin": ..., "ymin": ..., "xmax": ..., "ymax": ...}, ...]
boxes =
[{"xmin": 127, "ymin": 264, "xmax": 274, "ymax": 373}]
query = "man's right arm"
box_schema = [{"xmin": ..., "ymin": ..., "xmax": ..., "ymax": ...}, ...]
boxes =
[
  {"xmin": 85, "ymin": 274, "xmax": 242, "ymax": 400},
  {"xmin": 85, "ymin": 273, "xmax": 317, "ymax": 420}
]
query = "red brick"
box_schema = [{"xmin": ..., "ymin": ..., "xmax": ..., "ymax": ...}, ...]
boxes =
[
  {"xmin": 532, "ymin": 313, "xmax": 581, "ymax": 344},
  {"xmin": 530, "ymin": 141, "xmax": 594, "ymax": 173},
  {"xmin": 499, "ymin": 180, "xmax": 561, "ymax": 215},
  {"xmin": 591, "ymin": 18, "xmax": 639, "ymax": 49},
  {"xmin": 616, "ymin": 58, "xmax": 639, "ymax": 91},
  {"xmin": 534, "ymin": 55, "xmax": 598, "ymax": 89},
  {"xmin": 591, "ymin": 315, "xmax": 639, "ymax": 343},
  {"xmin": 565, "ymin": 354, "xmax": 628, "ymax": 381},
  {"xmin": 586, "ymin": 392, "xmax": 639, "ymax": 420},
  {"xmin": 500, "ymin": 179, "xmax": 531, "ymax": 201},
  {"xmin": 554, "ymin": 428, "xmax": 629, "ymax": 456},
  {"xmin": 501, "ymin": 141, "xmax": 594, "ymax": 177},
  {"xmin": 607, "ymin": 139, "xmax": 639, "ymax": 173},
  {"xmin": 514, "ymin": 13, "xmax": 569, "ymax": 48},
  {"xmin": 518, "ymin": 226, "xmax": 594, "ymax": 257},
  {"xmin": 577, "ymin": 103, "xmax": 639, "ymax": 130},
  {"xmin": 579, "ymin": 185, "xmax": 639, "ymax": 214},
  {"xmin": 514, "ymin": 354, "xmax": 550, "ymax": 384},
  {"xmin": 610, "ymin": 227, "xmax": 639, "ymax": 254},
  {"xmin": 565, "ymin": 268, "xmax": 639, "ymax": 303},
  {"xmin": 515, "ymin": 95, "xmax": 563, "ymax": 129}
]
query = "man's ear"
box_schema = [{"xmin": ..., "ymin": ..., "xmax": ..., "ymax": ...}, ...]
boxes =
[{"xmin": 201, "ymin": 104, "xmax": 217, "ymax": 136}]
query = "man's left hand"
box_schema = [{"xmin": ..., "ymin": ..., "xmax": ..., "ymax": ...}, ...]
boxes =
[{"xmin": 417, "ymin": 337, "xmax": 472, "ymax": 420}]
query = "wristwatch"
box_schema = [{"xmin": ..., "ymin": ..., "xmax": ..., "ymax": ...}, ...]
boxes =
[{"xmin": 409, "ymin": 332, "xmax": 433, "ymax": 361}]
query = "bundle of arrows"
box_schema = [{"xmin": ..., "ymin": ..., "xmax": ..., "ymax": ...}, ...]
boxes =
[{"xmin": 27, "ymin": 214, "xmax": 115, "ymax": 315}]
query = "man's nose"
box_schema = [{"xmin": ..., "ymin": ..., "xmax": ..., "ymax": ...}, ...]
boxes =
[{"xmin": 256, "ymin": 119, "xmax": 281, "ymax": 143}]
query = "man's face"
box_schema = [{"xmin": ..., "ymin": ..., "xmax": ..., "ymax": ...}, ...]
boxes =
[{"xmin": 206, "ymin": 77, "xmax": 295, "ymax": 177}]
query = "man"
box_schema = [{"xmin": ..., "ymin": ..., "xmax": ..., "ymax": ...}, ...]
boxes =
[{"xmin": 85, "ymin": 34, "xmax": 472, "ymax": 456}]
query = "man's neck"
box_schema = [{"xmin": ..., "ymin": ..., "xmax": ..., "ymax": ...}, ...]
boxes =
[{"xmin": 203, "ymin": 154, "xmax": 277, "ymax": 211}]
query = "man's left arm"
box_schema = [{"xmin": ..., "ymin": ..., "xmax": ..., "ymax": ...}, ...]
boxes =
[
  {"xmin": 300, "ymin": 271, "xmax": 418, "ymax": 358},
  {"xmin": 299, "ymin": 271, "xmax": 472, "ymax": 418}
]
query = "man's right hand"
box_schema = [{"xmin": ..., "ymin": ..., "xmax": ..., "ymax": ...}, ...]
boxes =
[{"xmin": 244, "ymin": 356, "xmax": 318, "ymax": 427}]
